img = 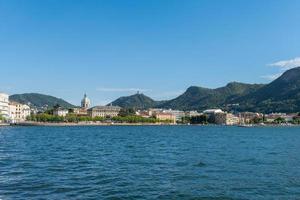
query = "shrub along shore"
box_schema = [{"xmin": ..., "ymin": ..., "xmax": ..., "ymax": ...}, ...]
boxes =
[{"xmin": 25, "ymin": 113, "xmax": 173, "ymax": 124}]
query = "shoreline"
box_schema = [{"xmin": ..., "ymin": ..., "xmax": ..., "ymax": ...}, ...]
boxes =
[
  {"xmin": 5, "ymin": 121, "xmax": 300, "ymax": 127},
  {"xmin": 12, "ymin": 122, "xmax": 178, "ymax": 127}
]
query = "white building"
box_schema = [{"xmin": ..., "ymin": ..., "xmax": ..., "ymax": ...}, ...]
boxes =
[
  {"xmin": 53, "ymin": 108, "xmax": 69, "ymax": 117},
  {"xmin": 163, "ymin": 109, "xmax": 185, "ymax": 122},
  {"xmin": 185, "ymin": 111, "xmax": 202, "ymax": 118},
  {"xmin": 203, "ymin": 109, "xmax": 224, "ymax": 115},
  {"xmin": 0, "ymin": 93, "xmax": 9, "ymax": 119},
  {"xmin": 9, "ymin": 101, "xmax": 31, "ymax": 123}
]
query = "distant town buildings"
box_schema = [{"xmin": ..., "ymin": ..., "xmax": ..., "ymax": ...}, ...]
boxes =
[
  {"xmin": 0, "ymin": 93, "xmax": 9, "ymax": 119},
  {"xmin": 88, "ymin": 106, "xmax": 121, "ymax": 118},
  {"xmin": 9, "ymin": 101, "xmax": 31, "ymax": 123},
  {"xmin": 2, "ymin": 91, "xmax": 300, "ymax": 125}
]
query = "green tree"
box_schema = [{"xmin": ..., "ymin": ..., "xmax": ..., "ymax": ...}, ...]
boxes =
[
  {"xmin": 274, "ymin": 117, "xmax": 286, "ymax": 124},
  {"xmin": 251, "ymin": 117, "xmax": 264, "ymax": 124},
  {"xmin": 118, "ymin": 108, "xmax": 136, "ymax": 117},
  {"xmin": 190, "ymin": 115, "xmax": 208, "ymax": 124}
]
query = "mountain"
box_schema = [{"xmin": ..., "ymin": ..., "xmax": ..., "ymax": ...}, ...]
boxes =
[
  {"xmin": 109, "ymin": 93, "xmax": 163, "ymax": 109},
  {"xmin": 9, "ymin": 93, "xmax": 75, "ymax": 110},
  {"xmin": 159, "ymin": 82, "xmax": 264, "ymax": 111},
  {"xmin": 235, "ymin": 67, "xmax": 300, "ymax": 113},
  {"xmin": 109, "ymin": 67, "xmax": 300, "ymax": 113}
]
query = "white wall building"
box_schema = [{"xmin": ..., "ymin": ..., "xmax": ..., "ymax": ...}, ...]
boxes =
[
  {"xmin": 0, "ymin": 93, "xmax": 9, "ymax": 119},
  {"xmin": 53, "ymin": 108, "xmax": 69, "ymax": 117},
  {"xmin": 163, "ymin": 109, "xmax": 185, "ymax": 122},
  {"xmin": 9, "ymin": 101, "xmax": 31, "ymax": 123}
]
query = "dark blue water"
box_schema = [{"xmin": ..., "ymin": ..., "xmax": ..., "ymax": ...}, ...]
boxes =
[{"xmin": 0, "ymin": 126, "xmax": 300, "ymax": 200}]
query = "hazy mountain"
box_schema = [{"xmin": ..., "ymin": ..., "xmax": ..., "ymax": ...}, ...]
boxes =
[{"xmin": 9, "ymin": 93, "xmax": 75, "ymax": 110}]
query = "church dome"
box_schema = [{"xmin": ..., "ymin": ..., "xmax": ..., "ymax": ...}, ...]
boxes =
[{"xmin": 81, "ymin": 93, "xmax": 91, "ymax": 109}]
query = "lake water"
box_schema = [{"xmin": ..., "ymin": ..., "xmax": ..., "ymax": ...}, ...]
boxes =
[{"xmin": 0, "ymin": 126, "xmax": 300, "ymax": 200}]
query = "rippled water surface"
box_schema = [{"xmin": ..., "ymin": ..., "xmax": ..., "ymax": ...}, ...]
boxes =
[{"xmin": 0, "ymin": 126, "xmax": 300, "ymax": 200}]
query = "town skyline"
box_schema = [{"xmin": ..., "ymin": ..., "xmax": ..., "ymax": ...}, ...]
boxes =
[{"xmin": 1, "ymin": 0, "xmax": 300, "ymax": 104}]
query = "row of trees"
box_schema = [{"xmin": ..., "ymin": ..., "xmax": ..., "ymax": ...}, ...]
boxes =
[{"xmin": 26, "ymin": 113, "xmax": 171, "ymax": 124}]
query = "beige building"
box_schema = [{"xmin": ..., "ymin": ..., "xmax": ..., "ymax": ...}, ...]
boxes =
[
  {"xmin": 9, "ymin": 101, "xmax": 31, "ymax": 123},
  {"xmin": 239, "ymin": 112, "xmax": 263, "ymax": 124},
  {"xmin": 214, "ymin": 112, "xmax": 240, "ymax": 125},
  {"xmin": 0, "ymin": 93, "xmax": 9, "ymax": 119},
  {"xmin": 72, "ymin": 107, "xmax": 88, "ymax": 116},
  {"xmin": 88, "ymin": 106, "xmax": 121, "ymax": 118},
  {"xmin": 155, "ymin": 113, "xmax": 176, "ymax": 124}
]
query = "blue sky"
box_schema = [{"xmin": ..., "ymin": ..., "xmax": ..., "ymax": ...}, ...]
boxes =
[{"xmin": 1, "ymin": 0, "xmax": 300, "ymax": 105}]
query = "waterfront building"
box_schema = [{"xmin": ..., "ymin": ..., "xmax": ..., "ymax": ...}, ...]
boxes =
[
  {"xmin": 81, "ymin": 93, "xmax": 91, "ymax": 110},
  {"xmin": 53, "ymin": 108, "xmax": 69, "ymax": 117},
  {"xmin": 9, "ymin": 101, "xmax": 31, "ymax": 123},
  {"xmin": 88, "ymin": 106, "xmax": 121, "ymax": 118},
  {"xmin": 136, "ymin": 110, "xmax": 151, "ymax": 118},
  {"xmin": 203, "ymin": 109, "xmax": 223, "ymax": 115},
  {"xmin": 185, "ymin": 111, "xmax": 202, "ymax": 118},
  {"xmin": 264, "ymin": 113, "xmax": 293, "ymax": 123},
  {"xmin": 203, "ymin": 109, "xmax": 224, "ymax": 123},
  {"xmin": 214, "ymin": 112, "xmax": 240, "ymax": 125},
  {"xmin": 239, "ymin": 112, "xmax": 263, "ymax": 124},
  {"xmin": 154, "ymin": 112, "xmax": 176, "ymax": 124},
  {"xmin": 0, "ymin": 93, "xmax": 9, "ymax": 119},
  {"xmin": 72, "ymin": 107, "xmax": 88, "ymax": 116},
  {"xmin": 163, "ymin": 109, "xmax": 185, "ymax": 122}
]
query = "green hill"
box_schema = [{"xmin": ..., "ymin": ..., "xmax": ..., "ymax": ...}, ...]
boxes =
[
  {"xmin": 110, "ymin": 67, "xmax": 300, "ymax": 113},
  {"xmin": 9, "ymin": 93, "xmax": 75, "ymax": 110},
  {"xmin": 235, "ymin": 67, "xmax": 300, "ymax": 113},
  {"xmin": 110, "ymin": 93, "xmax": 164, "ymax": 109},
  {"xmin": 159, "ymin": 82, "xmax": 264, "ymax": 111}
]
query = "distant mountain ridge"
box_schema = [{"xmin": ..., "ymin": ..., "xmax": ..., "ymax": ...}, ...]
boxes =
[
  {"xmin": 110, "ymin": 93, "xmax": 164, "ymax": 109},
  {"xmin": 110, "ymin": 67, "xmax": 300, "ymax": 113},
  {"xmin": 9, "ymin": 93, "xmax": 75, "ymax": 110},
  {"xmin": 234, "ymin": 67, "xmax": 300, "ymax": 113}
]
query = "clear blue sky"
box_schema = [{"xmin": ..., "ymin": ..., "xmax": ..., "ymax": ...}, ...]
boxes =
[{"xmin": 1, "ymin": 0, "xmax": 300, "ymax": 105}]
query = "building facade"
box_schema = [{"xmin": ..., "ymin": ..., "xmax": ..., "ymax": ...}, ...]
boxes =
[
  {"xmin": 163, "ymin": 109, "xmax": 185, "ymax": 122},
  {"xmin": 214, "ymin": 112, "xmax": 240, "ymax": 125},
  {"xmin": 239, "ymin": 112, "xmax": 263, "ymax": 124},
  {"xmin": 53, "ymin": 108, "xmax": 69, "ymax": 117},
  {"xmin": 155, "ymin": 112, "xmax": 176, "ymax": 124},
  {"xmin": 0, "ymin": 93, "xmax": 9, "ymax": 119},
  {"xmin": 88, "ymin": 106, "xmax": 121, "ymax": 118},
  {"xmin": 9, "ymin": 101, "xmax": 31, "ymax": 122}
]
